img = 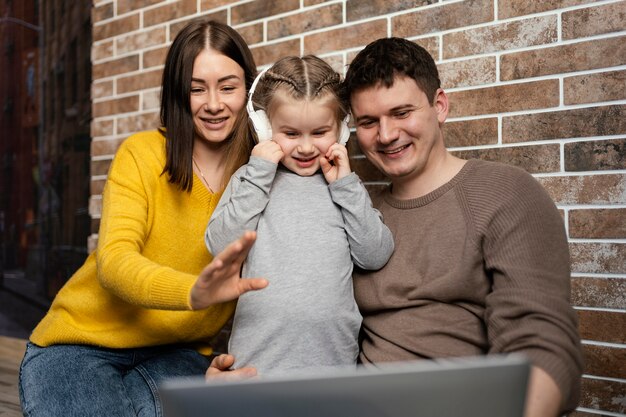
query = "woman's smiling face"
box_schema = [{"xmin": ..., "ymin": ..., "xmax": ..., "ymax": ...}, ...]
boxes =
[{"xmin": 189, "ymin": 48, "xmax": 247, "ymax": 147}]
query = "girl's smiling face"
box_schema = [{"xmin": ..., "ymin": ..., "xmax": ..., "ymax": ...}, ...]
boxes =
[{"xmin": 269, "ymin": 92, "xmax": 340, "ymax": 177}]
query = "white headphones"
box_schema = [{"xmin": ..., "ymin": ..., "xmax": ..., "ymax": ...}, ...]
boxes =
[{"xmin": 246, "ymin": 68, "xmax": 351, "ymax": 145}]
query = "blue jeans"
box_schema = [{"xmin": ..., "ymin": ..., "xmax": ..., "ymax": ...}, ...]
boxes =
[{"xmin": 19, "ymin": 342, "xmax": 210, "ymax": 417}]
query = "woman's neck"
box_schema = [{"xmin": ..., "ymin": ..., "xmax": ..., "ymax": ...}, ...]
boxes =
[{"xmin": 192, "ymin": 140, "xmax": 228, "ymax": 192}]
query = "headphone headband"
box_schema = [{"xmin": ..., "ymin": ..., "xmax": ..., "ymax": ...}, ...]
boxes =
[
  {"xmin": 246, "ymin": 66, "xmax": 351, "ymax": 144},
  {"xmin": 246, "ymin": 67, "xmax": 273, "ymax": 142}
]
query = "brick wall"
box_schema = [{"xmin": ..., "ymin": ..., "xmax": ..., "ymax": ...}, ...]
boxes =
[{"xmin": 90, "ymin": 1, "xmax": 626, "ymax": 414}]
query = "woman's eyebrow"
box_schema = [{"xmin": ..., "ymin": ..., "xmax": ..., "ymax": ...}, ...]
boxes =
[{"xmin": 191, "ymin": 75, "xmax": 242, "ymax": 84}]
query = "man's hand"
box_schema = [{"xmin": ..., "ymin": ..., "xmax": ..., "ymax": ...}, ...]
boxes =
[
  {"xmin": 205, "ymin": 354, "xmax": 258, "ymax": 381},
  {"xmin": 524, "ymin": 366, "xmax": 562, "ymax": 417},
  {"xmin": 320, "ymin": 143, "xmax": 351, "ymax": 183},
  {"xmin": 190, "ymin": 231, "xmax": 268, "ymax": 310},
  {"xmin": 252, "ymin": 140, "xmax": 284, "ymax": 164}
]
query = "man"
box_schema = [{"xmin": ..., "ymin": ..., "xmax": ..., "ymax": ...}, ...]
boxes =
[
  {"xmin": 207, "ymin": 37, "xmax": 583, "ymax": 417},
  {"xmin": 343, "ymin": 37, "xmax": 582, "ymax": 416}
]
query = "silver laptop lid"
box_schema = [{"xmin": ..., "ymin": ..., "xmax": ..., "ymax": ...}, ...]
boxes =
[{"xmin": 160, "ymin": 354, "xmax": 530, "ymax": 417}]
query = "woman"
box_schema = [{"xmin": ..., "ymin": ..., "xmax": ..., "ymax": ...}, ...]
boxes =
[{"xmin": 19, "ymin": 19, "xmax": 266, "ymax": 417}]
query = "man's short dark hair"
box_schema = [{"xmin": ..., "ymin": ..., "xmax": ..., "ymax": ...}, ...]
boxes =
[{"xmin": 343, "ymin": 37, "xmax": 441, "ymax": 105}]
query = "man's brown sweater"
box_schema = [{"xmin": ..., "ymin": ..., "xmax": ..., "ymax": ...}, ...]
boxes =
[{"xmin": 354, "ymin": 159, "xmax": 583, "ymax": 413}]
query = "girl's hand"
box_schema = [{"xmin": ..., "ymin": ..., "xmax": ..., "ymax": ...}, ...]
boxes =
[
  {"xmin": 205, "ymin": 354, "xmax": 258, "ymax": 381},
  {"xmin": 251, "ymin": 140, "xmax": 284, "ymax": 164},
  {"xmin": 320, "ymin": 143, "xmax": 351, "ymax": 183},
  {"xmin": 190, "ymin": 231, "xmax": 268, "ymax": 310}
]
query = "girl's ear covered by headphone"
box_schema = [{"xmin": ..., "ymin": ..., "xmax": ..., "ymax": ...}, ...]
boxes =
[
  {"xmin": 246, "ymin": 68, "xmax": 272, "ymax": 142},
  {"xmin": 338, "ymin": 114, "xmax": 351, "ymax": 146}
]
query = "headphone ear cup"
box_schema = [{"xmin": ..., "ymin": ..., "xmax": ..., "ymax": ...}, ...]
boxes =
[
  {"xmin": 250, "ymin": 109, "xmax": 273, "ymax": 142},
  {"xmin": 338, "ymin": 115, "xmax": 351, "ymax": 146}
]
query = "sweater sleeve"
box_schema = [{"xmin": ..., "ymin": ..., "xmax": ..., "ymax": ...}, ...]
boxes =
[
  {"xmin": 475, "ymin": 169, "xmax": 583, "ymax": 412},
  {"xmin": 205, "ymin": 156, "xmax": 277, "ymax": 255},
  {"xmin": 329, "ymin": 173, "xmax": 394, "ymax": 270},
  {"xmin": 96, "ymin": 135, "xmax": 197, "ymax": 310}
]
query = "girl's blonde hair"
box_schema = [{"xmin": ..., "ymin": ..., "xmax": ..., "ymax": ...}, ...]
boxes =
[{"xmin": 251, "ymin": 55, "xmax": 348, "ymax": 125}]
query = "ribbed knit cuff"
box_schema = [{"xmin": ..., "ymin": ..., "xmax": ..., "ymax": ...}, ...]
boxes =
[{"xmin": 149, "ymin": 269, "xmax": 197, "ymax": 310}]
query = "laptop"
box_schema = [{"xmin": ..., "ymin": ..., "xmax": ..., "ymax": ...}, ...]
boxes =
[{"xmin": 159, "ymin": 354, "xmax": 530, "ymax": 417}]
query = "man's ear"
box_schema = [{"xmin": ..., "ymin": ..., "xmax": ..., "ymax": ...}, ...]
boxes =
[{"xmin": 433, "ymin": 88, "xmax": 449, "ymax": 124}]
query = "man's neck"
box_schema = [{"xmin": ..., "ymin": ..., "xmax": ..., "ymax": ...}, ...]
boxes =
[{"xmin": 391, "ymin": 152, "xmax": 466, "ymax": 200}]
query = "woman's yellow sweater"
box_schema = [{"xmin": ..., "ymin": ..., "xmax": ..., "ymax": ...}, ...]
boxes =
[{"xmin": 30, "ymin": 130, "xmax": 235, "ymax": 355}]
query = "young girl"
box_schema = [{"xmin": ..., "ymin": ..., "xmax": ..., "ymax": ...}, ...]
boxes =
[
  {"xmin": 205, "ymin": 55, "xmax": 394, "ymax": 376},
  {"xmin": 20, "ymin": 19, "xmax": 266, "ymax": 417}
]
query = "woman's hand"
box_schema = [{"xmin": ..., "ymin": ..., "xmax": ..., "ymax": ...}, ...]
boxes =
[
  {"xmin": 320, "ymin": 143, "xmax": 351, "ymax": 183},
  {"xmin": 190, "ymin": 231, "xmax": 268, "ymax": 310},
  {"xmin": 205, "ymin": 354, "xmax": 258, "ymax": 381},
  {"xmin": 252, "ymin": 140, "xmax": 284, "ymax": 164}
]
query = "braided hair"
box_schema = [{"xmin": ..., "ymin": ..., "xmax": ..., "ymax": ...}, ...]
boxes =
[{"xmin": 251, "ymin": 55, "xmax": 348, "ymax": 124}]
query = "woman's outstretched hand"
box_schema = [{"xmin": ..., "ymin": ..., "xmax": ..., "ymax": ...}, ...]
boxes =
[{"xmin": 190, "ymin": 231, "xmax": 268, "ymax": 310}]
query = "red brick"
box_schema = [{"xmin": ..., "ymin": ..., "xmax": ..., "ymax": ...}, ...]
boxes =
[
  {"xmin": 503, "ymin": 105, "xmax": 626, "ymax": 143},
  {"xmin": 304, "ymin": 19, "xmax": 387, "ymax": 55},
  {"xmin": 501, "ymin": 36, "xmax": 626, "ymax": 80},
  {"xmin": 304, "ymin": 0, "xmax": 331, "ymax": 5},
  {"xmin": 347, "ymin": 37, "xmax": 439, "ymax": 64},
  {"xmin": 347, "ymin": 0, "xmax": 432, "ymax": 22},
  {"xmin": 91, "ymin": 137, "xmax": 125, "ymax": 157},
  {"xmin": 582, "ymin": 343, "xmax": 626, "ymax": 379},
  {"xmin": 579, "ymin": 377, "xmax": 626, "ymax": 414},
  {"xmin": 89, "ymin": 196, "xmax": 103, "ymax": 218},
  {"xmin": 200, "ymin": 0, "xmax": 233, "ymax": 11},
  {"xmin": 569, "ymin": 208, "xmax": 626, "ymax": 239},
  {"xmin": 92, "ymin": 80, "xmax": 114, "ymax": 100},
  {"xmin": 443, "ymin": 15, "xmax": 557, "ymax": 59},
  {"xmin": 170, "ymin": 10, "xmax": 228, "ymax": 40},
  {"xmin": 93, "ymin": 55, "xmax": 140, "ymax": 80},
  {"xmin": 235, "ymin": 23, "xmax": 264, "ymax": 46},
  {"xmin": 91, "ymin": 159, "xmax": 112, "ymax": 177},
  {"xmin": 93, "ymin": 14, "xmax": 140, "ymax": 42},
  {"xmin": 392, "ymin": 0, "xmax": 493, "ymax": 38},
  {"xmin": 144, "ymin": 0, "xmax": 197, "ymax": 27},
  {"xmin": 565, "ymin": 138, "xmax": 626, "ymax": 172},
  {"xmin": 117, "ymin": 69, "xmax": 163, "ymax": 94},
  {"xmin": 576, "ymin": 310, "xmax": 626, "ymax": 344},
  {"xmin": 537, "ymin": 174, "xmax": 626, "ymax": 205},
  {"xmin": 451, "ymin": 144, "xmax": 561, "ymax": 174},
  {"xmin": 143, "ymin": 46, "xmax": 169, "ymax": 69},
  {"xmin": 88, "ymin": 233, "xmax": 99, "ymax": 253},
  {"xmin": 571, "ymin": 277, "xmax": 626, "ymax": 309},
  {"xmin": 569, "ymin": 242, "xmax": 626, "ymax": 274},
  {"xmin": 251, "ymin": 38, "xmax": 300, "ymax": 67},
  {"xmin": 92, "ymin": 2, "xmax": 113, "ymax": 23},
  {"xmin": 91, "ymin": 179, "xmax": 107, "ymax": 195},
  {"xmin": 564, "ymin": 70, "xmax": 626, "ymax": 105},
  {"xmin": 91, "ymin": 119, "xmax": 114, "ymax": 138},
  {"xmin": 92, "ymin": 40, "xmax": 114, "ymax": 62},
  {"xmin": 116, "ymin": 27, "xmax": 166, "ymax": 55},
  {"xmin": 439, "ymin": 57, "xmax": 496, "ymax": 89},
  {"xmin": 563, "ymin": 1, "xmax": 626, "ymax": 40},
  {"xmin": 443, "ymin": 118, "xmax": 498, "ymax": 148},
  {"xmin": 232, "ymin": 0, "xmax": 299, "ymax": 25},
  {"xmin": 118, "ymin": 0, "xmax": 164, "ymax": 15},
  {"xmin": 93, "ymin": 96, "xmax": 140, "ymax": 118},
  {"xmin": 117, "ymin": 112, "xmax": 161, "ymax": 135},
  {"xmin": 319, "ymin": 55, "xmax": 345, "ymax": 77},
  {"xmin": 498, "ymin": 0, "xmax": 596, "ymax": 19},
  {"xmin": 447, "ymin": 80, "xmax": 559, "ymax": 118},
  {"xmin": 268, "ymin": 4, "xmax": 342, "ymax": 41},
  {"xmin": 142, "ymin": 91, "xmax": 161, "ymax": 111}
]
